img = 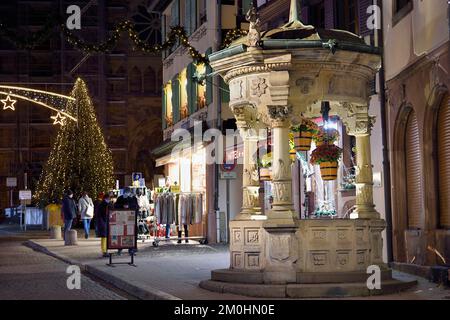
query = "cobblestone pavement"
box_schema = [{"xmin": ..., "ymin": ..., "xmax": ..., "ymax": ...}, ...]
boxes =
[
  {"xmin": 2, "ymin": 223, "xmax": 450, "ymax": 300},
  {"xmin": 0, "ymin": 232, "xmax": 132, "ymax": 300},
  {"xmin": 29, "ymin": 237, "xmax": 450, "ymax": 300}
]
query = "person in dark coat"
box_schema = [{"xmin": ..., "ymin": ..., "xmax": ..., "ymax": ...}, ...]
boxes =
[
  {"xmin": 97, "ymin": 193, "xmax": 111, "ymax": 257},
  {"xmin": 61, "ymin": 189, "xmax": 77, "ymax": 241},
  {"xmin": 93, "ymin": 192, "xmax": 105, "ymax": 237}
]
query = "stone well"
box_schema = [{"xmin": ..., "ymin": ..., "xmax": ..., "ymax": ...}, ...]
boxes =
[{"xmin": 199, "ymin": 1, "xmax": 416, "ymax": 298}]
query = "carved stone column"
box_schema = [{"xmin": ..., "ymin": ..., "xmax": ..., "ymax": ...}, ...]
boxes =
[
  {"xmin": 232, "ymin": 104, "xmax": 261, "ymax": 220},
  {"xmin": 266, "ymin": 105, "xmax": 296, "ymax": 225},
  {"xmin": 340, "ymin": 103, "xmax": 380, "ymax": 220}
]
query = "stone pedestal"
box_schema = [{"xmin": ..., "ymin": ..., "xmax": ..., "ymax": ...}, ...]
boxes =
[
  {"xmin": 65, "ymin": 230, "xmax": 78, "ymax": 246},
  {"xmin": 50, "ymin": 225, "xmax": 62, "ymax": 240}
]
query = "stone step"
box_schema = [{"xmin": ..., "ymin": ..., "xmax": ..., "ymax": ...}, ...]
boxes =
[
  {"xmin": 199, "ymin": 278, "xmax": 418, "ymax": 299},
  {"xmin": 211, "ymin": 269, "xmax": 393, "ymax": 284}
]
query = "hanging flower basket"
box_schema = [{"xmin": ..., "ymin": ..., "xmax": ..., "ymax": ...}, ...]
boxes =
[
  {"xmin": 310, "ymin": 144, "xmax": 343, "ymax": 181},
  {"xmin": 259, "ymin": 167, "xmax": 272, "ymax": 181},
  {"xmin": 313, "ymin": 127, "xmax": 340, "ymax": 146},
  {"xmin": 291, "ymin": 118, "xmax": 319, "ymax": 152},
  {"xmin": 259, "ymin": 152, "xmax": 273, "ymax": 181},
  {"xmin": 319, "ymin": 161, "xmax": 339, "ymax": 181}
]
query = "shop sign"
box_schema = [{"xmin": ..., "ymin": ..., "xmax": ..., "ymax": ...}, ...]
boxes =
[
  {"xmin": 107, "ymin": 210, "xmax": 137, "ymax": 250},
  {"xmin": 221, "ymin": 162, "xmax": 236, "ymax": 172},
  {"xmin": 132, "ymin": 172, "xmax": 143, "ymax": 182},
  {"xmin": 171, "ymin": 185, "xmax": 181, "ymax": 193},
  {"xmin": 19, "ymin": 190, "xmax": 32, "ymax": 200},
  {"xmin": 6, "ymin": 177, "xmax": 17, "ymax": 187},
  {"xmin": 220, "ymin": 172, "xmax": 237, "ymax": 180}
]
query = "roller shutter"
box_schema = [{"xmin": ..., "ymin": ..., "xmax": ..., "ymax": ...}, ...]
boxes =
[
  {"xmin": 438, "ymin": 95, "xmax": 450, "ymax": 228},
  {"xmin": 405, "ymin": 111, "xmax": 424, "ymax": 229}
]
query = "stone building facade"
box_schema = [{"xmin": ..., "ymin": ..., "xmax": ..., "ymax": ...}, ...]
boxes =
[
  {"xmin": 383, "ymin": 0, "xmax": 450, "ymax": 267},
  {"xmin": 0, "ymin": 0, "xmax": 163, "ymax": 209}
]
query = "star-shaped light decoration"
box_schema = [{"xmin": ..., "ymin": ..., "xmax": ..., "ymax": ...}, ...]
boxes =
[
  {"xmin": 1, "ymin": 95, "xmax": 17, "ymax": 111},
  {"xmin": 51, "ymin": 112, "xmax": 67, "ymax": 126}
]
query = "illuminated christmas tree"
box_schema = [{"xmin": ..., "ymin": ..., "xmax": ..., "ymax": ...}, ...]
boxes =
[{"xmin": 34, "ymin": 78, "xmax": 114, "ymax": 205}]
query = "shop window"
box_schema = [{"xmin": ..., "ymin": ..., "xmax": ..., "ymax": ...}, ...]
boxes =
[
  {"xmin": 129, "ymin": 67, "xmax": 142, "ymax": 93},
  {"xmin": 164, "ymin": 82, "xmax": 174, "ymax": 127},
  {"xmin": 196, "ymin": 64, "xmax": 207, "ymax": 110},
  {"xmin": 179, "ymin": 69, "xmax": 189, "ymax": 120},
  {"xmin": 334, "ymin": 0, "xmax": 359, "ymax": 34},
  {"xmin": 393, "ymin": 0, "xmax": 413, "ymax": 26}
]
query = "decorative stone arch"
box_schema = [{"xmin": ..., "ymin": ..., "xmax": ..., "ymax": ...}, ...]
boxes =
[
  {"xmin": 422, "ymin": 84, "xmax": 449, "ymax": 233},
  {"xmin": 391, "ymin": 103, "xmax": 415, "ymax": 262}
]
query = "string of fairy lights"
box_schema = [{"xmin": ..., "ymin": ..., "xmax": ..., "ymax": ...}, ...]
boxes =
[{"xmin": 0, "ymin": 15, "xmax": 248, "ymax": 65}]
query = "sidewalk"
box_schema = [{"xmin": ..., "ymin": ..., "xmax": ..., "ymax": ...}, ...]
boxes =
[{"xmin": 27, "ymin": 237, "xmax": 450, "ymax": 300}]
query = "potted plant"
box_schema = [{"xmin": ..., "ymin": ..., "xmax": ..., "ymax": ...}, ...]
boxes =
[
  {"xmin": 291, "ymin": 118, "xmax": 319, "ymax": 152},
  {"xmin": 313, "ymin": 127, "xmax": 340, "ymax": 146},
  {"xmin": 259, "ymin": 152, "xmax": 273, "ymax": 181},
  {"xmin": 289, "ymin": 133, "xmax": 297, "ymax": 162},
  {"xmin": 310, "ymin": 144, "xmax": 343, "ymax": 181}
]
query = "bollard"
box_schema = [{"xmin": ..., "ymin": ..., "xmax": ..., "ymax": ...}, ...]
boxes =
[
  {"xmin": 65, "ymin": 229, "xmax": 78, "ymax": 246},
  {"xmin": 50, "ymin": 225, "xmax": 62, "ymax": 239}
]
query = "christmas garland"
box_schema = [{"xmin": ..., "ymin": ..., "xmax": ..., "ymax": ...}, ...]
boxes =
[
  {"xmin": 221, "ymin": 29, "xmax": 248, "ymax": 49},
  {"xmin": 0, "ymin": 17, "xmax": 209, "ymax": 64}
]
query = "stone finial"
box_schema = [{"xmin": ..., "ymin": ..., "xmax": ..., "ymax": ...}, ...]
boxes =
[{"xmin": 246, "ymin": 6, "xmax": 261, "ymax": 47}]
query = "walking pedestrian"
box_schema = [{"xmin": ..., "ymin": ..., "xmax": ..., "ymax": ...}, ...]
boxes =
[
  {"xmin": 61, "ymin": 190, "xmax": 77, "ymax": 241},
  {"xmin": 97, "ymin": 193, "xmax": 111, "ymax": 258},
  {"xmin": 78, "ymin": 191, "xmax": 94, "ymax": 239},
  {"xmin": 93, "ymin": 192, "xmax": 104, "ymax": 237}
]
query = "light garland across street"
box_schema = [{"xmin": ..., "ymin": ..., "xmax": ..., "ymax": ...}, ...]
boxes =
[{"xmin": 0, "ymin": 85, "xmax": 77, "ymax": 125}]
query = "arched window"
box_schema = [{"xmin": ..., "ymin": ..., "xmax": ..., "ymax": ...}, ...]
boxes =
[
  {"xmin": 404, "ymin": 110, "xmax": 424, "ymax": 230},
  {"xmin": 143, "ymin": 66, "xmax": 156, "ymax": 94},
  {"xmin": 437, "ymin": 95, "xmax": 450, "ymax": 229},
  {"xmin": 129, "ymin": 67, "xmax": 142, "ymax": 93}
]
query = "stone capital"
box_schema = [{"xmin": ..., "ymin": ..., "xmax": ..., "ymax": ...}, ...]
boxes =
[
  {"xmin": 267, "ymin": 105, "xmax": 292, "ymax": 128},
  {"xmin": 338, "ymin": 102, "xmax": 375, "ymax": 136}
]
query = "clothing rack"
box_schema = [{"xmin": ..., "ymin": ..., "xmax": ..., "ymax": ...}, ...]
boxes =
[{"xmin": 151, "ymin": 191, "xmax": 207, "ymax": 247}]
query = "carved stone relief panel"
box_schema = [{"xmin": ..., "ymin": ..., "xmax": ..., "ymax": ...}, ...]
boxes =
[
  {"xmin": 251, "ymin": 77, "xmax": 268, "ymax": 97},
  {"xmin": 229, "ymin": 78, "xmax": 246, "ymax": 102},
  {"xmin": 245, "ymin": 228, "xmax": 261, "ymax": 246},
  {"xmin": 327, "ymin": 74, "xmax": 369, "ymax": 101},
  {"xmin": 232, "ymin": 252, "xmax": 244, "ymax": 269},
  {"xmin": 268, "ymin": 234, "xmax": 292, "ymax": 262},
  {"xmin": 309, "ymin": 251, "xmax": 329, "ymax": 269},
  {"xmin": 232, "ymin": 229, "xmax": 242, "ymax": 245},
  {"xmin": 336, "ymin": 250, "xmax": 351, "ymax": 270},
  {"xmin": 312, "ymin": 229, "xmax": 328, "ymax": 241},
  {"xmin": 356, "ymin": 250, "xmax": 367, "ymax": 269},
  {"xmin": 296, "ymin": 77, "xmax": 315, "ymax": 95},
  {"xmin": 245, "ymin": 253, "xmax": 261, "ymax": 269},
  {"xmin": 337, "ymin": 229, "xmax": 350, "ymax": 242}
]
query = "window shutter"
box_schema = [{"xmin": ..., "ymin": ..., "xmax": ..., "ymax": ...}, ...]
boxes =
[
  {"xmin": 438, "ymin": 95, "xmax": 450, "ymax": 229},
  {"xmin": 172, "ymin": 75, "xmax": 180, "ymax": 124},
  {"xmin": 205, "ymin": 47, "xmax": 213, "ymax": 106},
  {"xmin": 171, "ymin": 1, "xmax": 180, "ymax": 50},
  {"xmin": 185, "ymin": 0, "xmax": 192, "ymax": 35},
  {"xmin": 405, "ymin": 111, "xmax": 424, "ymax": 230},
  {"xmin": 187, "ymin": 63, "xmax": 197, "ymax": 114},
  {"xmin": 220, "ymin": 77, "xmax": 230, "ymax": 103},
  {"xmin": 162, "ymin": 88, "xmax": 167, "ymax": 129}
]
